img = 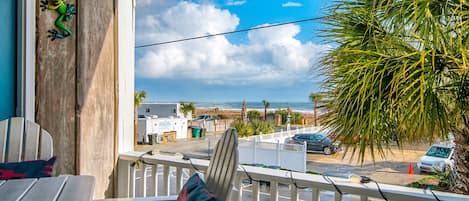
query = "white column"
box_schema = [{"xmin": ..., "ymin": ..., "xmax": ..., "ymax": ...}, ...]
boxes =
[{"xmin": 117, "ymin": 0, "xmax": 135, "ymax": 153}]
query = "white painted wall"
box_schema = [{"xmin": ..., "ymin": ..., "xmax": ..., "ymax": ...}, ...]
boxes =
[
  {"xmin": 138, "ymin": 117, "xmax": 188, "ymax": 143},
  {"xmin": 117, "ymin": 0, "xmax": 135, "ymax": 153}
]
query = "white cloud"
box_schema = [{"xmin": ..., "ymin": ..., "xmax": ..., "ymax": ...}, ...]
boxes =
[
  {"xmin": 226, "ymin": 0, "xmax": 247, "ymax": 6},
  {"xmin": 136, "ymin": 1, "xmax": 330, "ymax": 86},
  {"xmin": 281, "ymin": 2, "xmax": 303, "ymax": 7}
]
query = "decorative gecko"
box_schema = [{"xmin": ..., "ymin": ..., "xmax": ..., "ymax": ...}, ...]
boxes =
[{"xmin": 40, "ymin": 0, "xmax": 76, "ymax": 40}]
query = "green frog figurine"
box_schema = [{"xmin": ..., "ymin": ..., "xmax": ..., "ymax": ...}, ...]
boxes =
[{"xmin": 40, "ymin": 0, "xmax": 76, "ymax": 40}]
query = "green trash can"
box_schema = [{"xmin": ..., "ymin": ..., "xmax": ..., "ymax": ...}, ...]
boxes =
[{"xmin": 192, "ymin": 126, "xmax": 201, "ymax": 138}]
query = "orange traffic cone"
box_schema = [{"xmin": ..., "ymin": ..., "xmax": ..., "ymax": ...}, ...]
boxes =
[{"xmin": 408, "ymin": 163, "xmax": 414, "ymax": 175}]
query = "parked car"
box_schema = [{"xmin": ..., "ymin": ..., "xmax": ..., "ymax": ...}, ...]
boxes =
[
  {"xmin": 284, "ymin": 133, "xmax": 340, "ymax": 155},
  {"xmin": 417, "ymin": 143, "xmax": 454, "ymax": 173},
  {"xmin": 192, "ymin": 114, "xmax": 218, "ymax": 121}
]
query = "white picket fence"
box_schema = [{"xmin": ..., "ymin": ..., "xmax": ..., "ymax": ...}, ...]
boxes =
[
  {"xmin": 239, "ymin": 139, "xmax": 307, "ymax": 172},
  {"xmin": 244, "ymin": 126, "xmax": 324, "ymax": 143}
]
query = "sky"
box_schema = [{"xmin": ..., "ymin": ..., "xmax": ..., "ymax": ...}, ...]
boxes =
[{"xmin": 135, "ymin": 0, "xmax": 335, "ymax": 102}]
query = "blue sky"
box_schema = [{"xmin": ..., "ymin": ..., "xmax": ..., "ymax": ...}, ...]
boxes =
[{"xmin": 135, "ymin": 0, "xmax": 335, "ymax": 102}]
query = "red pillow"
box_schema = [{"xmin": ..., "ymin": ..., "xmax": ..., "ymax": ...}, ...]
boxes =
[
  {"xmin": 177, "ymin": 173, "xmax": 220, "ymax": 201},
  {"xmin": 0, "ymin": 156, "xmax": 56, "ymax": 180}
]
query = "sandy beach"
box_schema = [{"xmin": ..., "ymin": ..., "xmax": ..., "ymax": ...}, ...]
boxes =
[{"xmin": 195, "ymin": 107, "xmax": 319, "ymax": 125}]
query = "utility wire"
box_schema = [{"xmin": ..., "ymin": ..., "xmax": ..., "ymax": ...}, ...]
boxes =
[{"xmin": 135, "ymin": 17, "xmax": 320, "ymax": 48}]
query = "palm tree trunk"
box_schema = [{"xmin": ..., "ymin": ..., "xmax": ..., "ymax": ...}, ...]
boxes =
[
  {"xmin": 313, "ymin": 101, "xmax": 317, "ymax": 126},
  {"xmin": 450, "ymin": 116, "xmax": 469, "ymax": 194},
  {"xmin": 264, "ymin": 107, "xmax": 267, "ymax": 121}
]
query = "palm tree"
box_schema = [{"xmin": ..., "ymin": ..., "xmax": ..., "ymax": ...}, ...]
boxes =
[
  {"xmin": 134, "ymin": 90, "xmax": 147, "ymax": 145},
  {"xmin": 308, "ymin": 93, "xmax": 324, "ymax": 126},
  {"xmin": 262, "ymin": 100, "xmax": 270, "ymax": 121},
  {"xmin": 180, "ymin": 102, "xmax": 195, "ymax": 118},
  {"xmin": 320, "ymin": 0, "xmax": 469, "ymax": 193},
  {"xmin": 241, "ymin": 100, "xmax": 248, "ymax": 123}
]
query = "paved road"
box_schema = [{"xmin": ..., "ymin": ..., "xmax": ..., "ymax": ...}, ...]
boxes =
[{"xmin": 136, "ymin": 135, "xmax": 429, "ymax": 186}]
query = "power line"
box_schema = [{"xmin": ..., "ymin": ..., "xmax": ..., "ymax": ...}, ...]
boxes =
[{"xmin": 135, "ymin": 17, "xmax": 320, "ymax": 48}]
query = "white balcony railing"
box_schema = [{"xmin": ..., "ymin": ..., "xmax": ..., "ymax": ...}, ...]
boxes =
[{"xmin": 117, "ymin": 151, "xmax": 469, "ymax": 201}]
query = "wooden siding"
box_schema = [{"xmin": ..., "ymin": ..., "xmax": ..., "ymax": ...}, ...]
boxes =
[
  {"xmin": 36, "ymin": 0, "xmax": 77, "ymax": 175},
  {"xmin": 36, "ymin": 0, "xmax": 118, "ymax": 199},
  {"xmin": 77, "ymin": 0, "xmax": 116, "ymax": 198}
]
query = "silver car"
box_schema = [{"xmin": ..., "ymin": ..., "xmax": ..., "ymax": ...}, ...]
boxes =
[{"xmin": 417, "ymin": 143, "xmax": 454, "ymax": 172}]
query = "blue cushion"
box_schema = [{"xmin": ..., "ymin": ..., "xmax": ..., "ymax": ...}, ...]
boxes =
[
  {"xmin": 0, "ymin": 156, "xmax": 56, "ymax": 180},
  {"xmin": 177, "ymin": 173, "xmax": 220, "ymax": 201}
]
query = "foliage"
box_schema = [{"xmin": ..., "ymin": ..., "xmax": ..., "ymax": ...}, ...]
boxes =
[
  {"xmin": 433, "ymin": 168, "xmax": 452, "ymax": 188},
  {"xmin": 134, "ymin": 90, "xmax": 147, "ymax": 106},
  {"xmin": 180, "ymin": 102, "xmax": 195, "ymax": 117},
  {"xmin": 231, "ymin": 121, "xmax": 253, "ymax": 138},
  {"xmin": 231, "ymin": 120, "xmax": 274, "ymax": 137},
  {"xmin": 291, "ymin": 112, "xmax": 304, "ymax": 125},
  {"xmin": 275, "ymin": 109, "xmax": 288, "ymax": 124},
  {"xmin": 250, "ymin": 120, "xmax": 275, "ymax": 135},
  {"xmin": 320, "ymin": 0, "xmax": 469, "ymax": 192},
  {"xmin": 247, "ymin": 110, "xmax": 261, "ymax": 120}
]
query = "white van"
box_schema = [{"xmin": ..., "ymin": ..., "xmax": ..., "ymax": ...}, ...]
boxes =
[{"xmin": 417, "ymin": 143, "xmax": 454, "ymax": 172}]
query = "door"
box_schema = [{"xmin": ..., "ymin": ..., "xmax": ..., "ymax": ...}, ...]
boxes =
[
  {"xmin": 309, "ymin": 135, "xmax": 324, "ymax": 151},
  {"xmin": 0, "ymin": 0, "xmax": 16, "ymax": 120}
]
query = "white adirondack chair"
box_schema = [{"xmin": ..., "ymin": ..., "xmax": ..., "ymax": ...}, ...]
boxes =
[
  {"xmin": 105, "ymin": 128, "xmax": 239, "ymax": 201},
  {"xmin": 0, "ymin": 117, "xmax": 53, "ymax": 163},
  {"xmin": 204, "ymin": 127, "xmax": 239, "ymax": 201}
]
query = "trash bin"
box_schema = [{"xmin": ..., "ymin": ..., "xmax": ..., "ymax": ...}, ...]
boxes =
[{"xmin": 192, "ymin": 126, "xmax": 201, "ymax": 138}]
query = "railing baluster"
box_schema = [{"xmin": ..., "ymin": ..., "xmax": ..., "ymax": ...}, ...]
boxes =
[
  {"xmin": 311, "ymin": 187, "xmax": 319, "ymax": 201},
  {"xmin": 334, "ymin": 192, "xmax": 342, "ymax": 201},
  {"xmin": 361, "ymin": 195, "xmax": 368, "ymax": 201},
  {"xmin": 135, "ymin": 166, "xmax": 145, "ymax": 197},
  {"xmin": 270, "ymin": 181, "xmax": 278, "ymax": 201},
  {"xmin": 163, "ymin": 165, "xmax": 170, "ymax": 196},
  {"xmin": 148, "ymin": 164, "xmax": 158, "ymax": 196},
  {"xmin": 131, "ymin": 166, "xmax": 137, "ymax": 198},
  {"xmin": 290, "ymin": 184, "xmax": 298, "ymax": 201},
  {"xmin": 143, "ymin": 165, "xmax": 151, "ymax": 197},
  {"xmin": 176, "ymin": 167, "xmax": 183, "ymax": 192},
  {"xmin": 117, "ymin": 159, "xmax": 131, "ymax": 198},
  {"xmin": 253, "ymin": 181, "xmax": 260, "ymax": 201}
]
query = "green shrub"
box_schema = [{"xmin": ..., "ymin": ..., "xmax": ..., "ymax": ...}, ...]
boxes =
[
  {"xmin": 250, "ymin": 120, "xmax": 275, "ymax": 135},
  {"xmin": 247, "ymin": 110, "xmax": 261, "ymax": 120},
  {"xmin": 231, "ymin": 120, "xmax": 274, "ymax": 137},
  {"xmin": 231, "ymin": 121, "xmax": 253, "ymax": 137},
  {"xmin": 275, "ymin": 109, "xmax": 288, "ymax": 124},
  {"xmin": 292, "ymin": 112, "xmax": 304, "ymax": 124}
]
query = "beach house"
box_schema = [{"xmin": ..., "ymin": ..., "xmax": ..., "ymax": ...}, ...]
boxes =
[{"xmin": 1, "ymin": 1, "xmax": 469, "ymax": 200}]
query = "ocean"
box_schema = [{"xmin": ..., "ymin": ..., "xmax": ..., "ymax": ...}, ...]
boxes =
[{"xmin": 193, "ymin": 101, "xmax": 315, "ymax": 113}]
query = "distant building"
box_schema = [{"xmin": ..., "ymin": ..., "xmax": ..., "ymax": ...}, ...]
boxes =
[
  {"xmin": 138, "ymin": 103, "xmax": 184, "ymax": 118},
  {"xmin": 137, "ymin": 103, "xmax": 189, "ymax": 144}
]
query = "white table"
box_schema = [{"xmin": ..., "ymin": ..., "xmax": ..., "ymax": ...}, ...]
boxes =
[{"xmin": 0, "ymin": 175, "xmax": 94, "ymax": 201}]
